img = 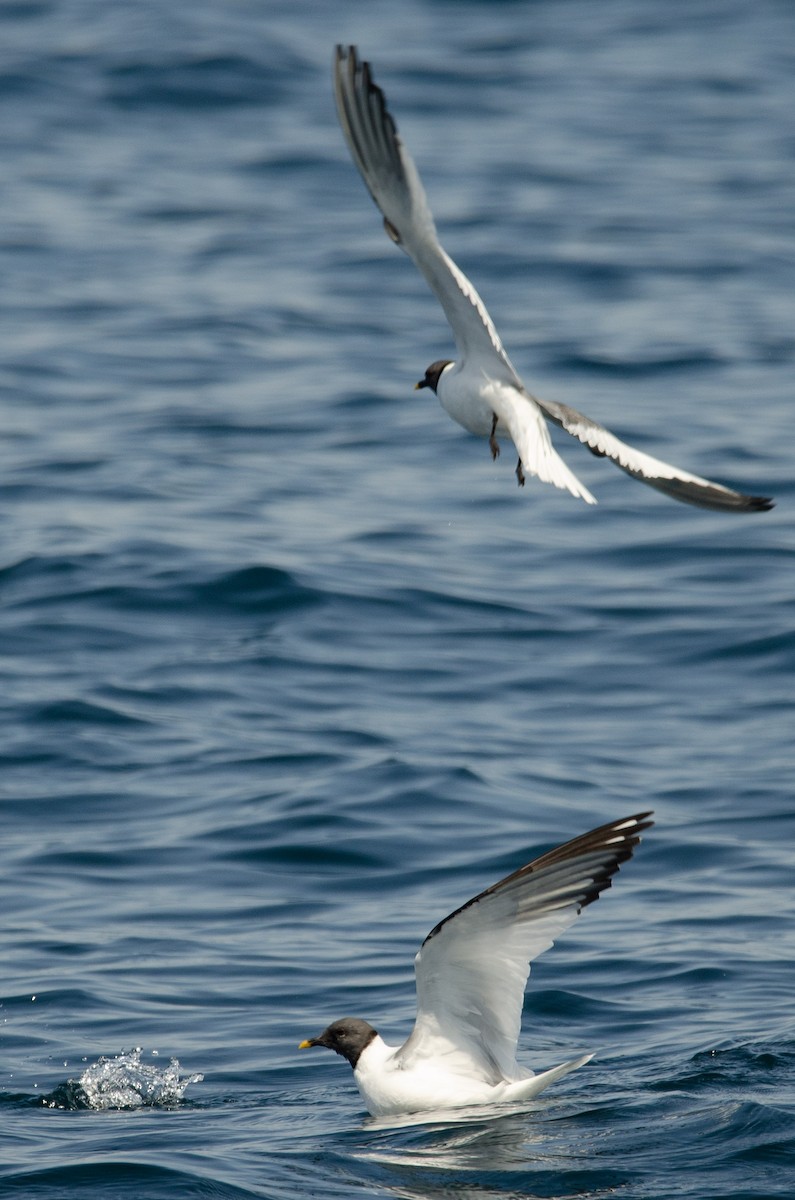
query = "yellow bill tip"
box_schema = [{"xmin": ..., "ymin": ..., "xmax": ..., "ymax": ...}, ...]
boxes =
[{"xmin": 298, "ymin": 1039, "xmax": 313, "ymax": 1050}]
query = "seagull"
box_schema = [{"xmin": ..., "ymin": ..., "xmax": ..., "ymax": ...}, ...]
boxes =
[
  {"xmin": 333, "ymin": 46, "xmax": 773, "ymax": 513},
  {"xmin": 299, "ymin": 811, "xmax": 653, "ymax": 1117}
]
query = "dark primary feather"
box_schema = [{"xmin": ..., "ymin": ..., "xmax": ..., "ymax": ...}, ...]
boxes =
[
  {"xmin": 424, "ymin": 811, "xmax": 654, "ymax": 947},
  {"xmin": 333, "ymin": 45, "xmax": 406, "ymax": 236}
]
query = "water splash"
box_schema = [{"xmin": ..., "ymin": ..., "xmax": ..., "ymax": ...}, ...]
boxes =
[{"xmin": 43, "ymin": 1048, "xmax": 203, "ymax": 1110}]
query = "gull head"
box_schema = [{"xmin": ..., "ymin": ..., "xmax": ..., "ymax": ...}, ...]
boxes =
[
  {"xmin": 415, "ymin": 359, "xmax": 453, "ymax": 394},
  {"xmin": 298, "ymin": 1018, "xmax": 378, "ymax": 1068}
]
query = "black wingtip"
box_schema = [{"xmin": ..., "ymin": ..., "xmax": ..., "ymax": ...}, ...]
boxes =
[
  {"xmin": 642, "ymin": 476, "xmax": 776, "ymax": 512},
  {"xmin": 423, "ymin": 813, "xmax": 654, "ymax": 946},
  {"xmin": 529, "ymin": 811, "xmax": 655, "ymax": 873}
]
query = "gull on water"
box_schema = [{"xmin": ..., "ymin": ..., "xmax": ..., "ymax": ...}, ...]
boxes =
[
  {"xmin": 300, "ymin": 812, "xmax": 653, "ymax": 1117},
  {"xmin": 333, "ymin": 46, "xmax": 772, "ymax": 512}
]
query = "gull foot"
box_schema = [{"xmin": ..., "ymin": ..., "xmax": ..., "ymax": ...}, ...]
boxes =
[
  {"xmin": 515, "ymin": 459, "xmax": 525, "ymax": 487},
  {"xmin": 489, "ymin": 413, "xmax": 500, "ymax": 461}
]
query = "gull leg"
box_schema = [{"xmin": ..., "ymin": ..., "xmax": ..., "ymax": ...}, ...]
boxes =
[
  {"xmin": 489, "ymin": 413, "xmax": 500, "ymax": 461},
  {"xmin": 515, "ymin": 458, "xmax": 525, "ymax": 487}
]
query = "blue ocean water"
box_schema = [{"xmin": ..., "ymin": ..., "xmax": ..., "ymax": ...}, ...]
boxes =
[{"xmin": 1, "ymin": 0, "xmax": 793, "ymax": 1196}]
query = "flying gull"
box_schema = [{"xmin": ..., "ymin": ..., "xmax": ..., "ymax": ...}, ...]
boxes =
[
  {"xmin": 300, "ymin": 811, "xmax": 653, "ymax": 1117},
  {"xmin": 333, "ymin": 46, "xmax": 772, "ymax": 512}
]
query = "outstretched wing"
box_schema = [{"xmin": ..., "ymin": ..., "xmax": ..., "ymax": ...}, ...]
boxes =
[
  {"xmin": 333, "ymin": 45, "xmax": 518, "ymax": 378},
  {"xmin": 397, "ymin": 813, "xmax": 653, "ymax": 1084},
  {"xmin": 536, "ymin": 396, "xmax": 773, "ymax": 512}
]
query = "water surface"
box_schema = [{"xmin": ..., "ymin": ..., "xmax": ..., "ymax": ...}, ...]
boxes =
[{"xmin": 1, "ymin": 1, "xmax": 793, "ymax": 1197}]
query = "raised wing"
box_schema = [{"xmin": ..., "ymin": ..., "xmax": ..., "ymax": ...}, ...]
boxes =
[
  {"xmin": 536, "ymin": 396, "xmax": 773, "ymax": 512},
  {"xmin": 333, "ymin": 45, "xmax": 518, "ymax": 376},
  {"xmin": 397, "ymin": 813, "xmax": 653, "ymax": 1084}
]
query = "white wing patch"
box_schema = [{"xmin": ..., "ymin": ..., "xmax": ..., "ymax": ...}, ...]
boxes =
[
  {"xmin": 437, "ymin": 248, "xmax": 513, "ymax": 364},
  {"xmin": 401, "ymin": 903, "xmax": 583, "ymax": 1084}
]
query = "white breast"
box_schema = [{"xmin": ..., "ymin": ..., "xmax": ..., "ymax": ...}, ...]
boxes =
[
  {"xmin": 353, "ymin": 1035, "xmax": 498, "ymax": 1117},
  {"xmin": 435, "ymin": 363, "xmax": 505, "ymax": 438}
]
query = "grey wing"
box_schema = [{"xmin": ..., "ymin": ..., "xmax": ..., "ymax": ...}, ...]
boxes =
[
  {"xmin": 537, "ymin": 396, "xmax": 773, "ymax": 512},
  {"xmin": 397, "ymin": 813, "xmax": 653, "ymax": 1084},
  {"xmin": 333, "ymin": 45, "xmax": 518, "ymax": 377}
]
